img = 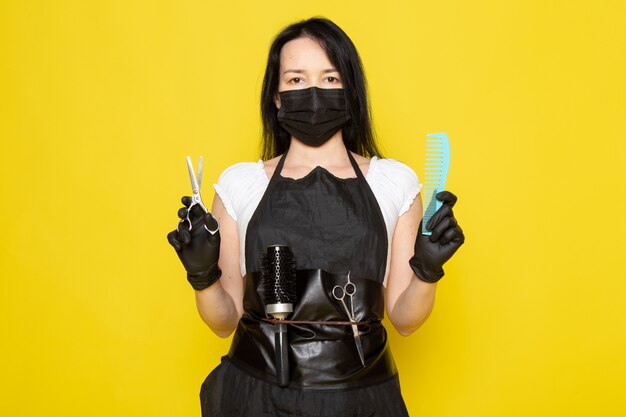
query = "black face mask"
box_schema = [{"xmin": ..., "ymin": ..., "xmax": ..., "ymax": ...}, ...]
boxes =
[{"xmin": 277, "ymin": 87, "xmax": 351, "ymax": 147}]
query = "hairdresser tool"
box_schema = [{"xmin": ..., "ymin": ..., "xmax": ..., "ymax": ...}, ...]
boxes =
[
  {"xmin": 178, "ymin": 156, "xmax": 218, "ymax": 234},
  {"xmin": 332, "ymin": 272, "xmax": 365, "ymax": 367},
  {"xmin": 262, "ymin": 245, "xmax": 297, "ymax": 387},
  {"xmin": 422, "ymin": 132, "xmax": 451, "ymax": 236}
]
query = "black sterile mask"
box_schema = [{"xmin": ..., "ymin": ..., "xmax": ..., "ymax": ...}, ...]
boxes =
[{"xmin": 277, "ymin": 87, "xmax": 351, "ymax": 147}]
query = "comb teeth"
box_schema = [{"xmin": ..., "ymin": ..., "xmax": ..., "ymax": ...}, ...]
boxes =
[
  {"xmin": 261, "ymin": 245, "xmax": 297, "ymax": 305},
  {"xmin": 422, "ymin": 133, "xmax": 451, "ymax": 235}
]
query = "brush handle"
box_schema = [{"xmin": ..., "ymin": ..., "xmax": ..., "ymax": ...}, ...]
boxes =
[{"xmin": 275, "ymin": 322, "xmax": 289, "ymax": 387}]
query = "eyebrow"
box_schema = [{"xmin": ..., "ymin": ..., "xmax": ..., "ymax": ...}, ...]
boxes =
[{"xmin": 282, "ymin": 68, "xmax": 339, "ymax": 75}]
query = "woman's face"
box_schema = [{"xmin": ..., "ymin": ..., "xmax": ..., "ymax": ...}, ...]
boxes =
[{"xmin": 275, "ymin": 36, "xmax": 343, "ymax": 107}]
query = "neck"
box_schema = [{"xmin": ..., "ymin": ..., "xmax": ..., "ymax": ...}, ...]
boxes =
[{"xmin": 286, "ymin": 131, "xmax": 350, "ymax": 168}]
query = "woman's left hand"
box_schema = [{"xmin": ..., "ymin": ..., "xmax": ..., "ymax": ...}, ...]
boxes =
[{"xmin": 409, "ymin": 191, "xmax": 465, "ymax": 283}]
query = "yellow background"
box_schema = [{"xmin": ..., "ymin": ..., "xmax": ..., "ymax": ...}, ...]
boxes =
[{"xmin": 1, "ymin": 1, "xmax": 625, "ymax": 416}]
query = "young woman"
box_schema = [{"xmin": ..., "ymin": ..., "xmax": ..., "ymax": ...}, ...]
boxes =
[{"xmin": 168, "ymin": 17, "xmax": 464, "ymax": 417}]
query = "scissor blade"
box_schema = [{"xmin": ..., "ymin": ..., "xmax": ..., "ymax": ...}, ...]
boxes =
[
  {"xmin": 352, "ymin": 325, "xmax": 366, "ymax": 366},
  {"xmin": 197, "ymin": 156, "xmax": 204, "ymax": 188},
  {"xmin": 186, "ymin": 156, "xmax": 200, "ymax": 192}
]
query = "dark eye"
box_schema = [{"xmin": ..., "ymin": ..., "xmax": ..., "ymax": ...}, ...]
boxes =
[
  {"xmin": 327, "ymin": 76, "xmax": 337, "ymax": 83},
  {"xmin": 291, "ymin": 77, "xmax": 302, "ymax": 84}
]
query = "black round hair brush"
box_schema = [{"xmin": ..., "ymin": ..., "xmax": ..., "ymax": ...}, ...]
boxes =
[{"xmin": 261, "ymin": 245, "xmax": 297, "ymax": 387}]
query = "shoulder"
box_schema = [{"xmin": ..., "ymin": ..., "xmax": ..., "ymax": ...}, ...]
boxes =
[
  {"xmin": 367, "ymin": 157, "xmax": 422, "ymax": 216},
  {"xmin": 216, "ymin": 159, "xmax": 268, "ymax": 196},
  {"xmin": 368, "ymin": 157, "xmax": 419, "ymax": 185},
  {"xmin": 217, "ymin": 160, "xmax": 266, "ymax": 184},
  {"xmin": 214, "ymin": 160, "xmax": 268, "ymax": 221}
]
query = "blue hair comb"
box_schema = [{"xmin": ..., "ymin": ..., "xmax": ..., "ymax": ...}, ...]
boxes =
[{"xmin": 422, "ymin": 132, "xmax": 451, "ymax": 235}]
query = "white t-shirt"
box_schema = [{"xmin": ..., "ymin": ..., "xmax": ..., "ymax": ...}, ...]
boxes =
[{"xmin": 213, "ymin": 156, "xmax": 422, "ymax": 286}]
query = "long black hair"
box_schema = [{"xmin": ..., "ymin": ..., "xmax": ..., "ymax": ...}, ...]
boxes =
[{"xmin": 260, "ymin": 17, "xmax": 383, "ymax": 160}]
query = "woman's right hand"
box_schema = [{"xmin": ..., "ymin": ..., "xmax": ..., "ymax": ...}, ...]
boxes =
[{"xmin": 167, "ymin": 196, "xmax": 222, "ymax": 290}]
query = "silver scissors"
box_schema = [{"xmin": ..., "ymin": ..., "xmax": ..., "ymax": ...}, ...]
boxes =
[
  {"xmin": 178, "ymin": 156, "xmax": 219, "ymax": 235},
  {"xmin": 332, "ymin": 272, "xmax": 365, "ymax": 366}
]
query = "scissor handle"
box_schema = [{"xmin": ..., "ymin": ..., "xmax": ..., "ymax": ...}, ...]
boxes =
[
  {"xmin": 176, "ymin": 199, "xmax": 219, "ymax": 235},
  {"xmin": 176, "ymin": 216, "xmax": 219, "ymax": 235},
  {"xmin": 344, "ymin": 282, "xmax": 356, "ymax": 296},
  {"xmin": 332, "ymin": 285, "xmax": 345, "ymax": 300},
  {"xmin": 190, "ymin": 193, "xmax": 208, "ymax": 213}
]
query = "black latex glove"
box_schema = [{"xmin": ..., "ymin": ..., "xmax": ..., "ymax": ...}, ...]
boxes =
[
  {"xmin": 409, "ymin": 191, "xmax": 465, "ymax": 283},
  {"xmin": 167, "ymin": 196, "xmax": 221, "ymax": 290}
]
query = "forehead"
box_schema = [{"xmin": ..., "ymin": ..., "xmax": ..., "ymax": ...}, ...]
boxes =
[{"xmin": 279, "ymin": 36, "xmax": 335, "ymax": 70}]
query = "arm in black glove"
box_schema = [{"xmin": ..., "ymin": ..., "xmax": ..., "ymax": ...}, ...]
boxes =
[
  {"xmin": 409, "ymin": 191, "xmax": 465, "ymax": 283},
  {"xmin": 167, "ymin": 196, "xmax": 222, "ymax": 290}
]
